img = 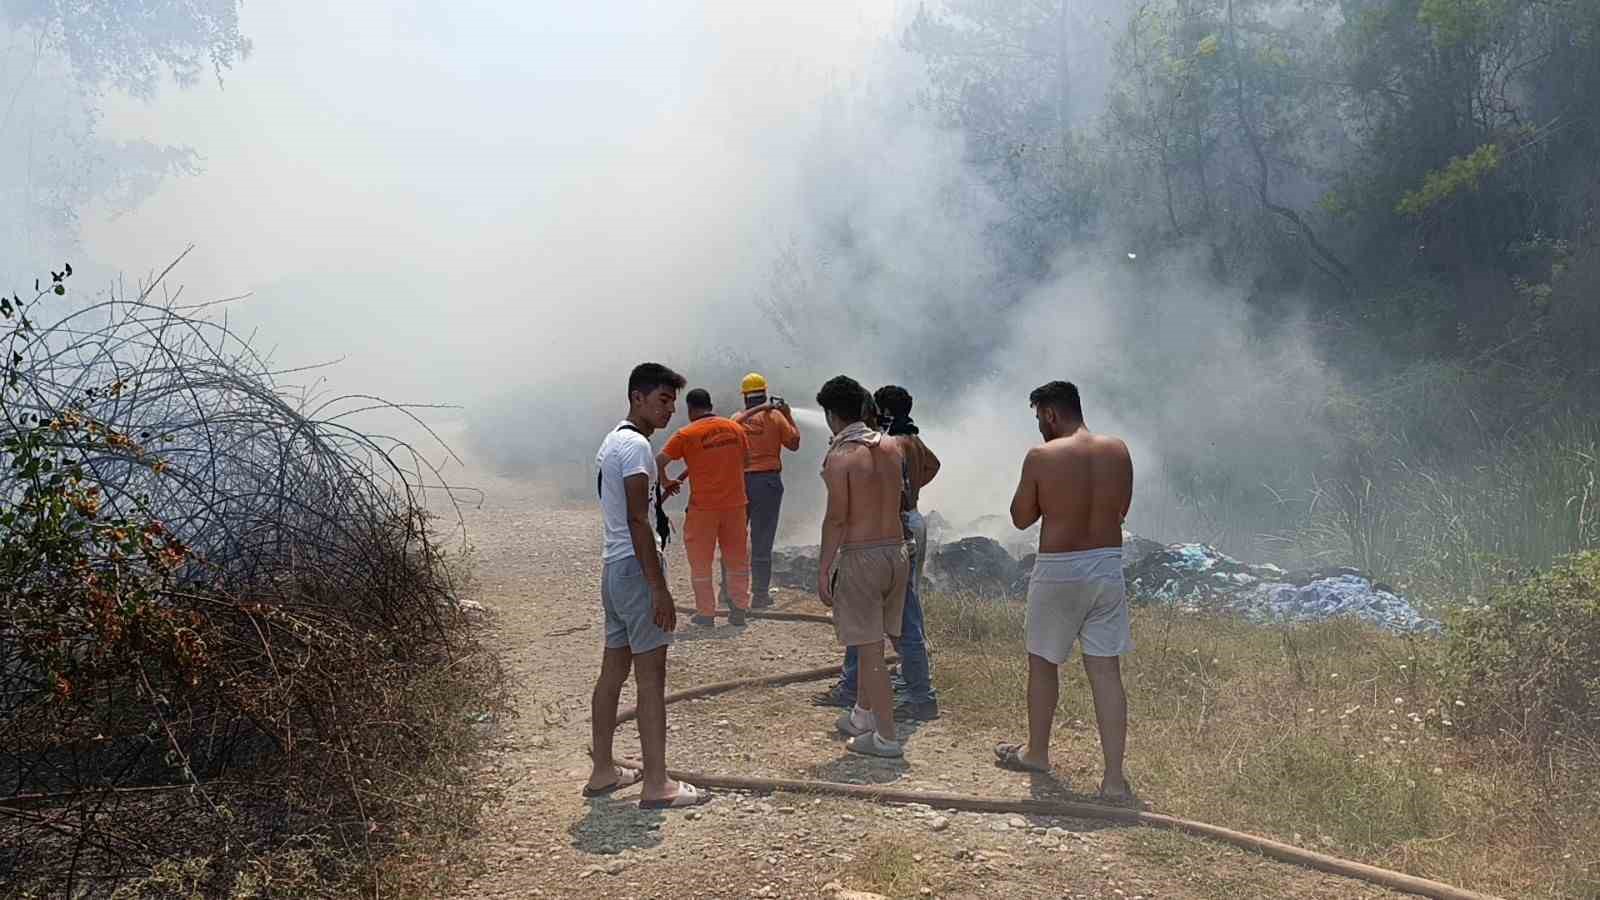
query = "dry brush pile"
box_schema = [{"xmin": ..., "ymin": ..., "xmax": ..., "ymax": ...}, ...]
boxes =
[{"xmin": 1, "ymin": 262, "xmax": 500, "ymax": 897}]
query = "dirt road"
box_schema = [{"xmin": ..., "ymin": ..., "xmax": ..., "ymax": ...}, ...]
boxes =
[{"xmin": 441, "ymin": 467, "xmax": 1400, "ymax": 900}]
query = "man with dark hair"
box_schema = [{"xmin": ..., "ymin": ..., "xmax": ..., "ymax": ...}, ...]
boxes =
[
  {"xmin": 730, "ymin": 372, "xmax": 800, "ymax": 608},
  {"xmin": 1027, "ymin": 380, "xmax": 1083, "ymax": 421},
  {"xmin": 995, "ymin": 379, "xmax": 1136, "ymax": 806},
  {"xmin": 818, "ymin": 385, "xmax": 942, "ymax": 720},
  {"xmin": 659, "ymin": 388, "xmax": 753, "ymax": 626},
  {"xmin": 816, "ymin": 375, "xmax": 909, "ymax": 758},
  {"xmin": 587, "ymin": 362, "xmax": 709, "ymax": 809}
]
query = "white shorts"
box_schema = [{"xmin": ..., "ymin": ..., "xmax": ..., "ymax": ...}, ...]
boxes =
[{"xmin": 1025, "ymin": 548, "xmax": 1132, "ymax": 663}]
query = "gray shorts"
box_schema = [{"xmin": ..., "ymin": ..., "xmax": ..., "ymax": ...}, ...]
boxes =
[
  {"xmin": 1025, "ymin": 548, "xmax": 1132, "ymax": 663},
  {"xmin": 602, "ymin": 555, "xmax": 673, "ymax": 654}
]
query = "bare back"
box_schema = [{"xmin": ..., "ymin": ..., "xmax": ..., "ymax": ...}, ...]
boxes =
[
  {"xmin": 827, "ymin": 440, "xmax": 906, "ymax": 545},
  {"xmin": 1015, "ymin": 431, "xmax": 1132, "ymax": 553}
]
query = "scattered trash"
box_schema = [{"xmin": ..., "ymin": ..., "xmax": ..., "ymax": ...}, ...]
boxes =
[
  {"xmin": 777, "ymin": 522, "xmax": 1439, "ymax": 634},
  {"xmin": 1128, "ymin": 542, "xmax": 1439, "ymax": 634}
]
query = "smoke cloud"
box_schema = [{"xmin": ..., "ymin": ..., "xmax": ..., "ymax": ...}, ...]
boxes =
[{"xmin": 42, "ymin": 0, "xmax": 1342, "ymax": 557}]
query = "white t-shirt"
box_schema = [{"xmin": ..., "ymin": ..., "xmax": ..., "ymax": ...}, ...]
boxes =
[{"xmin": 596, "ymin": 421, "xmax": 657, "ymax": 563}]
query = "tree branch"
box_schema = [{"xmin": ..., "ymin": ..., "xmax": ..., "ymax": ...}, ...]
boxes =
[{"xmin": 1226, "ymin": 0, "xmax": 1354, "ymax": 295}]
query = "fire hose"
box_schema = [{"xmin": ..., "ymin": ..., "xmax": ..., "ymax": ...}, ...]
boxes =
[{"xmin": 613, "ymin": 607, "xmax": 1503, "ymax": 900}]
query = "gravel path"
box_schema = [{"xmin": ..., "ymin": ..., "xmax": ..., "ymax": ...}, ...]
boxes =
[{"xmin": 440, "ymin": 466, "xmax": 1403, "ymax": 900}]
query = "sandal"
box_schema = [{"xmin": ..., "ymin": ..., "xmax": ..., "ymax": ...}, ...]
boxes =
[
  {"xmin": 993, "ymin": 742, "xmax": 1052, "ymax": 774},
  {"xmin": 639, "ymin": 781, "xmax": 714, "ymax": 810},
  {"xmin": 581, "ymin": 765, "xmax": 644, "ymax": 798}
]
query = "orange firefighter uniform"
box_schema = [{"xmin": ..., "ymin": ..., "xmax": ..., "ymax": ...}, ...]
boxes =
[{"xmin": 661, "ymin": 415, "xmax": 752, "ymax": 615}]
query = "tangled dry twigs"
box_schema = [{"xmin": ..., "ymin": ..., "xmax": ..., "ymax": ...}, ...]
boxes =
[{"xmin": 1, "ymin": 258, "xmax": 499, "ymax": 897}]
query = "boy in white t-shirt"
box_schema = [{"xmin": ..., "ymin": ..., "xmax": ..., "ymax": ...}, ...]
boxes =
[{"xmin": 585, "ymin": 362, "xmax": 712, "ymax": 810}]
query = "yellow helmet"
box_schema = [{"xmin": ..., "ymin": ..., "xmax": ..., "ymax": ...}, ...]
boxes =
[{"xmin": 740, "ymin": 372, "xmax": 768, "ymax": 394}]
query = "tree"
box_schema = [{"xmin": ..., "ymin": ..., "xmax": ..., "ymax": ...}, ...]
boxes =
[
  {"xmin": 0, "ymin": 1, "xmax": 249, "ymax": 283},
  {"xmin": 905, "ymin": 0, "xmax": 1107, "ymax": 274}
]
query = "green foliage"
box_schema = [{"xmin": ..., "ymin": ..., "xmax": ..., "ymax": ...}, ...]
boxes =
[
  {"xmin": 1418, "ymin": 0, "xmax": 1508, "ymax": 47},
  {"xmin": 1299, "ymin": 358, "xmax": 1600, "ymax": 598},
  {"xmin": 2, "ymin": 265, "xmax": 506, "ymax": 895},
  {"xmin": 1317, "ymin": 190, "xmax": 1351, "ymax": 218},
  {"xmin": 0, "ymin": 268, "xmax": 199, "ymax": 710},
  {"xmin": 1446, "ymin": 552, "xmax": 1600, "ymax": 748},
  {"xmin": 1396, "ymin": 143, "xmax": 1504, "ymax": 217},
  {"xmin": 912, "ymin": 0, "xmax": 1600, "ymax": 301}
]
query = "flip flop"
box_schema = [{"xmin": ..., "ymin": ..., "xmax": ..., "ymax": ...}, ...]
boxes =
[
  {"xmin": 581, "ymin": 765, "xmax": 643, "ymax": 799},
  {"xmin": 993, "ymin": 742, "xmax": 1052, "ymax": 774},
  {"xmin": 639, "ymin": 782, "xmax": 714, "ymax": 810}
]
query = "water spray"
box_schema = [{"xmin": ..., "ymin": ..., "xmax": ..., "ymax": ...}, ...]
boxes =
[{"xmin": 787, "ymin": 405, "xmax": 828, "ymax": 430}]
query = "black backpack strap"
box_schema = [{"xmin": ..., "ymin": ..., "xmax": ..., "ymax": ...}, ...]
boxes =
[{"xmin": 600, "ymin": 423, "xmax": 673, "ymax": 549}]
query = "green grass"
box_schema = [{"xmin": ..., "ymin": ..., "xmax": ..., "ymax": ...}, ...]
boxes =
[
  {"xmin": 923, "ymin": 592, "xmax": 1600, "ymax": 899},
  {"xmin": 1224, "ymin": 732, "xmax": 1441, "ymax": 850}
]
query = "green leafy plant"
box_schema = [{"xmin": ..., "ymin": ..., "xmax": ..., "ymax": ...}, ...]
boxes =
[
  {"xmin": 0, "ymin": 267, "xmax": 200, "ymax": 713},
  {"xmin": 1396, "ymin": 143, "xmax": 1503, "ymax": 218},
  {"xmin": 1446, "ymin": 551, "xmax": 1600, "ymax": 752}
]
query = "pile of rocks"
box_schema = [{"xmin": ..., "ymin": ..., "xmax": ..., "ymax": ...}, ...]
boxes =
[{"xmin": 772, "ymin": 522, "xmax": 1439, "ymax": 634}]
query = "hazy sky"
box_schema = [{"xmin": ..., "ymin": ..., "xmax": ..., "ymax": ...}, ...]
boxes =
[{"xmin": 83, "ymin": 0, "xmax": 901, "ymax": 402}]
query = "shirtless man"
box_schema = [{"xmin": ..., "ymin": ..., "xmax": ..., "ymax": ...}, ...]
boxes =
[
  {"xmin": 996, "ymin": 380, "xmax": 1136, "ymax": 805},
  {"xmin": 816, "ymin": 375, "xmax": 909, "ymax": 759}
]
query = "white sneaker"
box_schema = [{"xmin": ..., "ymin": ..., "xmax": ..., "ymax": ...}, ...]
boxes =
[
  {"xmin": 835, "ymin": 706, "xmax": 875, "ymax": 737},
  {"xmin": 846, "ymin": 732, "xmax": 904, "ymax": 758}
]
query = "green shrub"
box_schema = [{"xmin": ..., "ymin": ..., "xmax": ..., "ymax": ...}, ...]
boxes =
[
  {"xmin": 2, "ymin": 265, "xmax": 504, "ymax": 895},
  {"xmin": 1446, "ymin": 551, "xmax": 1600, "ymax": 750}
]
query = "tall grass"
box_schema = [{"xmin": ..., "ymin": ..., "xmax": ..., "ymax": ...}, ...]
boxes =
[
  {"xmin": 1136, "ymin": 358, "xmax": 1600, "ymax": 607},
  {"xmin": 1300, "ymin": 411, "xmax": 1600, "ymax": 603},
  {"xmin": 922, "ymin": 592, "xmax": 1600, "ymax": 898}
]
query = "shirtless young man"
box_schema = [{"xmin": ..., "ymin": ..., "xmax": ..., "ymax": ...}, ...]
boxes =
[
  {"xmin": 816, "ymin": 375, "xmax": 910, "ymax": 759},
  {"xmin": 823, "ymin": 385, "xmax": 942, "ymax": 720},
  {"xmin": 997, "ymin": 380, "xmax": 1137, "ymax": 805}
]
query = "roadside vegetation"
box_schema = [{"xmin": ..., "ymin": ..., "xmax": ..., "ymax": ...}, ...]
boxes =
[
  {"xmin": 925, "ymin": 552, "xmax": 1600, "ymax": 899},
  {"xmin": 1, "ymin": 268, "xmax": 506, "ymax": 898}
]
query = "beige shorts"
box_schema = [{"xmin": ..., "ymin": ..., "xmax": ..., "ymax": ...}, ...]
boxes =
[
  {"xmin": 829, "ymin": 539, "xmax": 910, "ymax": 647},
  {"xmin": 1025, "ymin": 548, "xmax": 1132, "ymax": 663}
]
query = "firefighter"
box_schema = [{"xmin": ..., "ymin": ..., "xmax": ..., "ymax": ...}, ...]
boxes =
[{"xmin": 729, "ymin": 372, "xmax": 800, "ymax": 607}]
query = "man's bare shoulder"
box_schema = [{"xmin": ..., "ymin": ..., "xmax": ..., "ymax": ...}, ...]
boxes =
[
  {"xmin": 823, "ymin": 441, "xmax": 869, "ymax": 469},
  {"xmin": 1086, "ymin": 432, "xmax": 1131, "ymax": 459},
  {"xmin": 1035, "ymin": 438, "xmax": 1081, "ymax": 460}
]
